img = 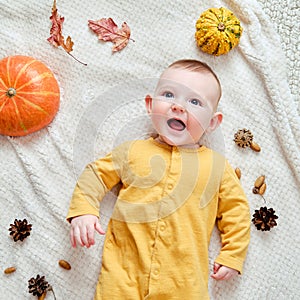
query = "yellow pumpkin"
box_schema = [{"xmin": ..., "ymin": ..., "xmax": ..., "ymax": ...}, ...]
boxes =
[
  {"xmin": 0, "ymin": 55, "xmax": 60, "ymax": 136},
  {"xmin": 195, "ymin": 7, "xmax": 243, "ymax": 56}
]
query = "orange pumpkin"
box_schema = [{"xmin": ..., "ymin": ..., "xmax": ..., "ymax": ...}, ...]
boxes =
[{"xmin": 0, "ymin": 55, "xmax": 60, "ymax": 136}]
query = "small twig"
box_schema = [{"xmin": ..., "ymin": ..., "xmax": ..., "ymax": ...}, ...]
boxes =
[
  {"xmin": 67, "ymin": 52, "xmax": 87, "ymax": 66},
  {"xmin": 51, "ymin": 288, "xmax": 57, "ymax": 300},
  {"xmin": 47, "ymin": 286, "xmax": 57, "ymax": 300}
]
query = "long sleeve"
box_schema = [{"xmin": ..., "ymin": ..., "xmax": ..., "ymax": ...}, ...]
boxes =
[
  {"xmin": 66, "ymin": 151, "xmax": 121, "ymax": 222},
  {"xmin": 215, "ymin": 160, "xmax": 251, "ymax": 273}
]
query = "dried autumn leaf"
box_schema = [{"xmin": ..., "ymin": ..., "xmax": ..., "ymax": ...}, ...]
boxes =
[
  {"xmin": 47, "ymin": 1, "xmax": 64, "ymax": 47},
  {"xmin": 88, "ymin": 17, "xmax": 134, "ymax": 52},
  {"xmin": 47, "ymin": 0, "xmax": 86, "ymax": 65},
  {"xmin": 63, "ymin": 36, "xmax": 74, "ymax": 53}
]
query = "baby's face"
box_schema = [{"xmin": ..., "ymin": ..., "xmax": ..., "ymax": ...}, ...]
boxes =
[{"xmin": 146, "ymin": 67, "xmax": 221, "ymax": 148}]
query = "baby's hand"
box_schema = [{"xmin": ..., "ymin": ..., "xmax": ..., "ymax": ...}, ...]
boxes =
[
  {"xmin": 211, "ymin": 263, "xmax": 239, "ymax": 280},
  {"xmin": 70, "ymin": 214, "xmax": 105, "ymax": 248}
]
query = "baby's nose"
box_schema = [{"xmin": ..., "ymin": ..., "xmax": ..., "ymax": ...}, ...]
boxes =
[{"xmin": 171, "ymin": 103, "xmax": 186, "ymax": 113}]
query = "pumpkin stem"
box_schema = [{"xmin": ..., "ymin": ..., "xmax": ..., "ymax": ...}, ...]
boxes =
[
  {"xmin": 6, "ymin": 88, "xmax": 16, "ymax": 98},
  {"xmin": 218, "ymin": 23, "xmax": 225, "ymax": 31}
]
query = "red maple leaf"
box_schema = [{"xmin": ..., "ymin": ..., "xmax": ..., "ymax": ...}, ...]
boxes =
[{"xmin": 88, "ymin": 18, "xmax": 134, "ymax": 52}]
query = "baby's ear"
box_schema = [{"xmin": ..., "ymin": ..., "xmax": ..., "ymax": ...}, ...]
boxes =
[
  {"xmin": 145, "ymin": 95, "xmax": 153, "ymax": 114},
  {"xmin": 206, "ymin": 112, "xmax": 223, "ymax": 133}
]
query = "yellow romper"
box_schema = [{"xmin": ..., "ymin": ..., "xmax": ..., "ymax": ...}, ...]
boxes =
[{"xmin": 67, "ymin": 138, "xmax": 250, "ymax": 300}]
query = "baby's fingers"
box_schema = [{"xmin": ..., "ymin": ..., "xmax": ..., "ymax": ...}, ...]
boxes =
[
  {"xmin": 79, "ymin": 225, "xmax": 91, "ymax": 247},
  {"xmin": 95, "ymin": 222, "xmax": 106, "ymax": 235},
  {"xmin": 71, "ymin": 226, "xmax": 84, "ymax": 248},
  {"xmin": 211, "ymin": 265, "xmax": 238, "ymax": 281},
  {"xmin": 86, "ymin": 224, "xmax": 96, "ymax": 247},
  {"xmin": 70, "ymin": 227, "xmax": 76, "ymax": 247},
  {"xmin": 211, "ymin": 267, "xmax": 227, "ymax": 280},
  {"xmin": 69, "ymin": 215, "xmax": 103, "ymax": 248},
  {"xmin": 213, "ymin": 263, "xmax": 221, "ymax": 274},
  {"xmin": 86, "ymin": 222, "xmax": 105, "ymax": 246}
]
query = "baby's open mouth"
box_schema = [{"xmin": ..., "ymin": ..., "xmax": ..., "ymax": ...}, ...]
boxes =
[{"xmin": 167, "ymin": 118, "xmax": 186, "ymax": 131}]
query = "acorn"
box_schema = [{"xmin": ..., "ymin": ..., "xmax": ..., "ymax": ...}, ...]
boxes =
[
  {"xmin": 58, "ymin": 259, "xmax": 71, "ymax": 270},
  {"xmin": 235, "ymin": 168, "xmax": 241, "ymax": 179},
  {"xmin": 4, "ymin": 267, "xmax": 16, "ymax": 274},
  {"xmin": 254, "ymin": 175, "xmax": 265, "ymax": 188},
  {"xmin": 38, "ymin": 292, "xmax": 47, "ymax": 300},
  {"xmin": 250, "ymin": 142, "xmax": 261, "ymax": 152},
  {"xmin": 258, "ymin": 183, "xmax": 267, "ymax": 195}
]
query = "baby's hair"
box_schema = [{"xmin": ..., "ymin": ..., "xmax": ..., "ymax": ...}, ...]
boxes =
[{"xmin": 167, "ymin": 59, "xmax": 222, "ymax": 103}]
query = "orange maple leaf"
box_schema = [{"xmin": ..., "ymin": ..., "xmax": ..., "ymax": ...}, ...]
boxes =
[
  {"xmin": 48, "ymin": 0, "xmax": 86, "ymax": 65},
  {"xmin": 88, "ymin": 18, "xmax": 134, "ymax": 52}
]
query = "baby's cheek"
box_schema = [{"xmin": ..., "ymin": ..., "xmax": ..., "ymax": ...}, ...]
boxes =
[
  {"xmin": 186, "ymin": 114, "xmax": 210, "ymax": 142},
  {"xmin": 152, "ymin": 100, "xmax": 171, "ymax": 113},
  {"xmin": 188, "ymin": 116, "xmax": 208, "ymax": 132},
  {"xmin": 191, "ymin": 113, "xmax": 210, "ymax": 131},
  {"xmin": 150, "ymin": 114, "xmax": 166, "ymax": 134}
]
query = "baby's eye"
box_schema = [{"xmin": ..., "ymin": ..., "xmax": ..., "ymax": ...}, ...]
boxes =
[
  {"xmin": 189, "ymin": 99, "xmax": 202, "ymax": 106},
  {"xmin": 163, "ymin": 92, "xmax": 174, "ymax": 98}
]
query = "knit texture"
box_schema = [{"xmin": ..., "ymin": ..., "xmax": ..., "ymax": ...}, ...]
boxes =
[{"xmin": 0, "ymin": 0, "xmax": 299, "ymax": 299}]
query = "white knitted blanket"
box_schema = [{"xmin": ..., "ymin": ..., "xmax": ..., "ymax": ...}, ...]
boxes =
[{"xmin": 1, "ymin": 0, "xmax": 299, "ymax": 299}]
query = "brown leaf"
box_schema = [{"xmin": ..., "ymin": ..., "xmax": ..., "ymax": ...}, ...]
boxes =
[
  {"xmin": 88, "ymin": 18, "xmax": 133, "ymax": 52},
  {"xmin": 47, "ymin": 0, "xmax": 65, "ymax": 48},
  {"xmin": 63, "ymin": 36, "xmax": 74, "ymax": 53},
  {"xmin": 47, "ymin": 0, "xmax": 86, "ymax": 65}
]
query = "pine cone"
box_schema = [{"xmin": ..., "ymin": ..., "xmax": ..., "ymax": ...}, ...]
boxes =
[
  {"xmin": 234, "ymin": 128, "xmax": 253, "ymax": 148},
  {"xmin": 252, "ymin": 207, "xmax": 278, "ymax": 231},
  {"xmin": 28, "ymin": 274, "xmax": 50, "ymax": 297},
  {"xmin": 9, "ymin": 219, "xmax": 32, "ymax": 242}
]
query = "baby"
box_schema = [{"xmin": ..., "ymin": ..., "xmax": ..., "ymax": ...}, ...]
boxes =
[{"xmin": 67, "ymin": 59, "xmax": 250, "ymax": 300}]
